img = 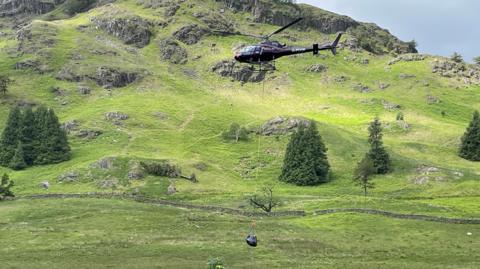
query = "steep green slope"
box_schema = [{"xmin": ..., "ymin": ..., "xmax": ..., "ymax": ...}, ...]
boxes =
[{"xmin": 0, "ymin": 0, "xmax": 479, "ymax": 267}]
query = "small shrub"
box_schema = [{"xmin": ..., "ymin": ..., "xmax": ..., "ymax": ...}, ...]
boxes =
[
  {"xmin": 140, "ymin": 161, "xmax": 181, "ymax": 178},
  {"xmin": 0, "ymin": 173, "xmax": 14, "ymax": 199},
  {"xmin": 207, "ymin": 258, "xmax": 225, "ymax": 269},
  {"xmin": 222, "ymin": 123, "xmax": 249, "ymax": 142},
  {"xmin": 396, "ymin": 112, "xmax": 404, "ymax": 121}
]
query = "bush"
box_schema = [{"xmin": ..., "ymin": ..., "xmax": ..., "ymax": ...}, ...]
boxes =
[
  {"xmin": 140, "ymin": 161, "xmax": 181, "ymax": 178},
  {"xmin": 207, "ymin": 258, "xmax": 225, "ymax": 269},
  {"xmin": 0, "ymin": 173, "xmax": 14, "ymax": 199},
  {"xmin": 222, "ymin": 123, "xmax": 249, "ymax": 142}
]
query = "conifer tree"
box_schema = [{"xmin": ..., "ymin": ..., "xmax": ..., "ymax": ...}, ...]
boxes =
[
  {"xmin": 0, "ymin": 173, "xmax": 14, "ymax": 198},
  {"xmin": 280, "ymin": 122, "xmax": 330, "ymax": 186},
  {"xmin": 33, "ymin": 106, "xmax": 48, "ymax": 164},
  {"xmin": 459, "ymin": 111, "xmax": 480, "ymax": 161},
  {"xmin": 451, "ymin": 52, "xmax": 464, "ymax": 63},
  {"xmin": 0, "ymin": 107, "xmax": 22, "ymax": 166},
  {"xmin": 20, "ymin": 107, "xmax": 36, "ymax": 165},
  {"xmin": 9, "ymin": 142, "xmax": 26, "ymax": 170},
  {"xmin": 35, "ymin": 108, "xmax": 70, "ymax": 164},
  {"xmin": 367, "ymin": 118, "xmax": 391, "ymax": 174}
]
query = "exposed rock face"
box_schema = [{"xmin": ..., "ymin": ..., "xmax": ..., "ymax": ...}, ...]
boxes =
[
  {"xmin": 16, "ymin": 22, "xmax": 57, "ymax": 55},
  {"xmin": 211, "ymin": 60, "xmax": 267, "ymax": 83},
  {"xmin": 432, "ymin": 59, "xmax": 480, "ymax": 85},
  {"xmin": 14, "ymin": 58, "xmax": 50, "ymax": 73},
  {"xmin": 91, "ymin": 14, "xmax": 153, "ymax": 48},
  {"xmin": 173, "ymin": 24, "xmax": 208, "ymax": 45},
  {"xmin": 58, "ymin": 171, "xmax": 79, "ymax": 182},
  {"xmin": 0, "ymin": 0, "xmax": 65, "ymax": 17},
  {"xmin": 76, "ymin": 129, "xmax": 102, "ymax": 139},
  {"xmin": 56, "ymin": 66, "xmax": 145, "ymax": 88},
  {"xmin": 260, "ymin": 116, "xmax": 311, "ymax": 136},
  {"xmin": 217, "ymin": 0, "xmax": 415, "ymax": 54},
  {"xmin": 91, "ymin": 157, "xmax": 115, "ymax": 169},
  {"xmin": 158, "ymin": 38, "xmax": 188, "ymax": 64}
]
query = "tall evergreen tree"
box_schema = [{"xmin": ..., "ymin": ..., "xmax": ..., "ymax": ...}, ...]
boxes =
[
  {"xmin": 280, "ymin": 122, "xmax": 330, "ymax": 186},
  {"xmin": 367, "ymin": 118, "xmax": 391, "ymax": 174},
  {"xmin": 20, "ymin": 107, "xmax": 36, "ymax": 165},
  {"xmin": 0, "ymin": 107, "xmax": 22, "ymax": 166},
  {"xmin": 35, "ymin": 108, "xmax": 70, "ymax": 164},
  {"xmin": 459, "ymin": 111, "xmax": 480, "ymax": 161},
  {"xmin": 9, "ymin": 142, "xmax": 26, "ymax": 170}
]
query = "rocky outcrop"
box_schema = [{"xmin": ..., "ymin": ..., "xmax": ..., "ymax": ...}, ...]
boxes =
[
  {"xmin": 173, "ymin": 24, "xmax": 208, "ymax": 45},
  {"xmin": 56, "ymin": 66, "xmax": 146, "ymax": 88},
  {"xmin": 14, "ymin": 58, "xmax": 51, "ymax": 73},
  {"xmin": 211, "ymin": 60, "xmax": 267, "ymax": 83},
  {"xmin": 91, "ymin": 13, "xmax": 153, "ymax": 48},
  {"xmin": 0, "ymin": 0, "xmax": 66, "ymax": 17},
  {"xmin": 432, "ymin": 59, "xmax": 480, "ymax": 85},
  {"xmin": 105, "ymin": 111, "xmax": 129, "ymax": 121},
  {"xmin": 260, "ymin": 116, "xmax": 311, "ymax": 136},
  {"xmin": 76, "ymin": 129, "xmax": 102, "ymax": 139},
  {"xmin": 158, "ymin": 38, "xmax": 188, "ymax": 64},
  {"xmin": 16, "ymin": 22, "xmax": 57, "ymax": 55},
  {"xmin": 305, "ymin": 64, "xmax": 327, "ymax": 73}
]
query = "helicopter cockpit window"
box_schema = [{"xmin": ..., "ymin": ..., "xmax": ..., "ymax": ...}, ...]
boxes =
[{"xmin": 241, "ymin": 46, "xmax": 257, "ymax": 54}]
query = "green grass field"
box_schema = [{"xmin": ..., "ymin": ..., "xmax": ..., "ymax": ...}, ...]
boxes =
[{"xmin": 0, "ymin": 0, "xmax": 479, "ymax": 268}]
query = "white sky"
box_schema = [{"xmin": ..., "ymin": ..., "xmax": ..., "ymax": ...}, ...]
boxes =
[{"xmin": 298, "ymin": 0, "xmax": 479, "ymax": 61}]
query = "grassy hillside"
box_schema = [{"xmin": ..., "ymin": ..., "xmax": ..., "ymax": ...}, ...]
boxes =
[{"xmin": 0, "ymin": 0, "xmax": 479, "ymax": 268}]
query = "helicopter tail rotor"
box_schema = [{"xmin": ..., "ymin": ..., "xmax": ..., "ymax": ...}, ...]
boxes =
[{"xmin": 330, "ymin": 33, "xmax": 343, "ymax": 55}]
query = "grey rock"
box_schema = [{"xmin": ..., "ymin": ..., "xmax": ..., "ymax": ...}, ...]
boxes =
[
  {"xmin": 0, "ymin": 0, "xmax": 65, "ymax": 17},
  {"xmin": 99, "ymin": 177, "xmax": 118, "ymax": 189},
  {"xmin": 173, "ymin": 24, "xmax": 208, "ymax": 45},
  {"xmin": 91, "ymin": 157, "xmax": 115, "ymax": 169},
  {"xmin": 76, "ymin": 129, "xmax": 102, "ymax": 139},
  {"xmin": 91, "ymin": 14, "xmax": 152, "ymax": 48},
  {"xmin": 39, "ymin": 181, "xmax": 49, "ymax": 189},
  {"xmin": 58, "ymin": 171, "xmax": 79, "ymax": 183},
  {"xmin": 194, "ymin": 162, "xmax": 207, "ymax": 171},
  {"xmin": 152, "ymin": 111, "xmax": 169, "ymax": 120},
  {"xmin": 62, "ymin": 120, "xmax": 79, "ymax": 133},
  {"xmin": 78, "ymin": 85, "xmax": 91, "ymax": 95},
  {"xmin": 379, "ymin": 82, "xmax": 390, "ymax": 90},
  {"xmin": 399, "ymin": 73, "xmax": 416, "ymax": 79},
  {"xmin": 361, "ymin": 58, "xmax": 370, "ymax": 65},
  {"xmin": 94, "ymin": 66, "xmax": 143, "ymax": 88},
  {"xmin": 167, "ymin": 184, "xmax": 177, "ymax": 195},
  {"xmin": 14, "ymin": 59, "xmax": 50, "ymax": 73},
  {"xmin": 432, "ymin": 58, "xmax": 480, "ymax": 85},
  {"xmin": 306, "ymin": 64, "xmax": 327, "ymax": 73},
  {"xmin": 426, "ymin": 95, "xmax": 440, "ymax": 104},
  {"xmin": 158, "ymin": 38, "xmax": 188, "ymax": 64},
  {"xmin": 388, "ymin": 54, "xmax": 426, "ymax": 65},
  {"xmin": 382, "ymin": 99, "xmax": 401, "ymax": 110},
  {"xmin": 353, "ymin": 83, "xmax": 371, "ymax": 93},
  {"xmin": 128, "ymin": 170, "xmax": 144, "ymax": 180},
  {"xmin": 165, "ymin": 3, "xmax": 180, "ymax": 17},
  {"xmin": 334, "ymin": 75, "xmax": 349, "ymax": 83},
  {"xmin": 105, "ymin": 111, "xmax": 129, "ymax": 121},
  {"xmin": 260, "ymin": 116, "xmax": 311, "ymax": 136}
]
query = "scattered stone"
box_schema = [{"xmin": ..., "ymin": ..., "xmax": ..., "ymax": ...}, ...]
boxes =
[
  {"xmin": 413, "ymin": 176, "xmax": 429, "ymax": 185},
  {"xmin": 14, "ymin": 59, "xmax": 50, "ymax": 73},
  {"xmin": 361, "ymin": 58, "xmax": 370, "ymax": 65},
  {"xmin": 260, "ymin": 116, "xmax": 311, "ymax": 136},
  {"xmin": 78, "ymin": 85, "xmax": 91, "ymax": 95},
  {"xmin": 388, "ymin": 54, "xmax": 427, "ymax": 65},
  {"xmin": 417, "ymin": 165, "xmax": 440, "ymax": 174},
  {"xmin": 382, "ymin": 99, "xmax": 401, "ymax": 110},
  {"xmin": 62, "ymin": 120, "xmax": 79, "ymax": 133},
  {"xmin": 50, "ymin": 86, "xmax": 66, "ymax": 96},
  {"xmin": 158, "ymin": 38, "xmax": 188, "ymax": 64},
  {"xmin": 165, "ymin": 3, "xmax": 180, "ymax": 17},
  {"xmin": 173, "ymin": 24, "xmax": 208, "ymax": 45},
  {"xmin": 128, "ymin": 170, "xmax": 144, "ymax": 180},
  {"xmin": 399, "ymin": 73, "xmax": 416, "ymax": 79},
  {"xmin": 105, "ymin": 112, "xmax": 129, "ymax": 121},
  {"xmin": 152, "ymin": 111, "xmax": 169, "ymax": 120},
  {"xmin": 94, "ymin": 66, "xmax": 143, "ymax": 88},
  {"xmin": 379, "ymin": 82, "xmax": 390, "ymax": 90},
  {"xmin": 426, "ymin": 95, "xmax": 440, "ymax": 104},
  {"xmin": 167, "ymin": 184, "xmax": 177, "ymax": 195},
  {"xmin": 334, "ymin": 75, "xmax": 349, "ymax": 83},
  {"xmin": 58, "ymin": 171, "xmax": 80, "ymax": 183},
  {"xmin": 91, "ymin": 157, "xmax": 115, "ymax": 169},
  {"xmin": 76, "ymin": 129, "xmax": 102, "ymax": 139},
  {"xmin": 99, "ymin": 177, "xmax": 118, "ymax": 189},
  {"xmin": 453, "ymin": 171, "xmax": 464, "ymax": 178},
  {"xmin": 431, "ymin": 58, "xmax": 480, "ymax": 85},
  {"xmin": 211, "ymin": 60, "xmax": 267, "ymax": 83},
  {"xmin": 39, "ymin": 181, "xmax": 49, "ymax": 189},
  {"xmin": 306, "ymin": 64, "xmax": 327, "ymax": 73},
  {"xmin": 353, "ymin": 83, "xmax": 371, "ymax": 93}
]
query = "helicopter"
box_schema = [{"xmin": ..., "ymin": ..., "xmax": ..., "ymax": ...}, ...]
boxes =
[{"xmin": 224, "ymin": 18, "xmax": 342, "ymax": 71}]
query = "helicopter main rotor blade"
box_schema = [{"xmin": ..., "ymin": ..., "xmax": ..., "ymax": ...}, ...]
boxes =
[
  {"xmin": 264, "ymin": 18, "xmax": 303, "ymax": 40},
  {"xmin": 211, "ymin": 30, "xmax": 263, "ymax": 39}
]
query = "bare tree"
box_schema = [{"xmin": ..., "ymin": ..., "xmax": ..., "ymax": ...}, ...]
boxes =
[{"xmin": 249, "ymin": 186, "xmax": 280, "ymax": 212}]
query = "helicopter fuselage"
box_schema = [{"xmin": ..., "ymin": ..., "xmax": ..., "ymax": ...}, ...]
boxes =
[{"xmin": 234, "ymin": 42, "xmax": 313, "ymax": 64}]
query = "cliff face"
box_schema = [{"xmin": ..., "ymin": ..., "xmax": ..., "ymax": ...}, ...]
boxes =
[
  {"xmin": 0, "ymin": 0, "xmax": 66, "ymax": 17},
  {"xmin": 217, "ymin": 0, "xmax": 415, "ymax": 54}
]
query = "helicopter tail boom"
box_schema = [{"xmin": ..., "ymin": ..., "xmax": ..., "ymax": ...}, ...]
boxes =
[{"xmin": 330, "ymin": 33, "xmax": 342, "ymax": 55}]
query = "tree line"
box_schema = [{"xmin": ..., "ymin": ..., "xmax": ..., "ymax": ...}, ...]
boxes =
[{"xmin": 0, "ymin": 106, "xmax": 70, "ymax": 170}]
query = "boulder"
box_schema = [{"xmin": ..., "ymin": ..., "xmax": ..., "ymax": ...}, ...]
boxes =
[
  {"xmin": 128, "ymin": 170, "xmax": 144, "ymax": 180},
  {"xmin": 94, "ymin": 66, "xmax": 143, "ymax": 88},
  {"xmin": 211, "ymin": 60, "xmax": 267, "ymax": 83},
  {"xmin": 39, "ymin": 181, "xmax": 50, "ymax": 189},
  {"xmin": 173, "ymin": 24, "xmax": 208, "ymax": 45},
  {"xmin": 58, "ymin": 171, "xmax": 79, "ymax": 182},
  {"xmin": 62, "ymin": 120, "xmax": 79, "ymax": 133},
  {"xmin": 260, "ymin": 116, "xmax": 311, "ymax": 136},
  {"xmin": 426, "ymin": 95, "xmax": 440, "ymax": 104},
  {"xmin": 381, "ymin": 100, "xmax": 401, "ymax": 110},
  {"xmin": 76, "ymin": 129, "xmax": 102, "ymax": 139},
  {"xmin": 167, "ymin": 184, "xmax": 177, "ymax": 195},
  {"xmin": 432, "ymin": 58, "xmax": 480, "ymax": 84},
  {"xmin": 91, "ymin": 157, "xmax": 115, "ymax": 169},
  {"xmin": 334, "ymin": 75, "xmax": 349, "ymax": 83},
  {"xmin": 91, "ymin": 14, "xmax": 153, "ymax": 48},
  {"xmin": 98, "ymin": 177, "xmax": 118, "ymax": 189},
  {"xmin": 14, "ymin": 59, "xmax": 50, "ymax": 73},
  {"xmin": 78, "ymin": 85, "xmax": 91, "ymax": 95},
  {"xmin": 0, "ymin": 0, "xmax": 65, "ymax": 17},
  {"xmin": 378, "ymin": 82, "xmax": 390, "ymax": 90},
  {"xmin": 388, "ymin": 54, "xmax": 427, "ymax": 65},
  {"xmin": 158, "ymin": 38, "xmax": 188, "ymax": 64},
  {"xmin": 105, "ymin": 111, "xmax": 129, "ymax": 121}
]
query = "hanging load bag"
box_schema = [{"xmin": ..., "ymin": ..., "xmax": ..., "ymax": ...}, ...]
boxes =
[{"xmin": 246, "ymin": 234, "xmax": 257, "ymax": 247}]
